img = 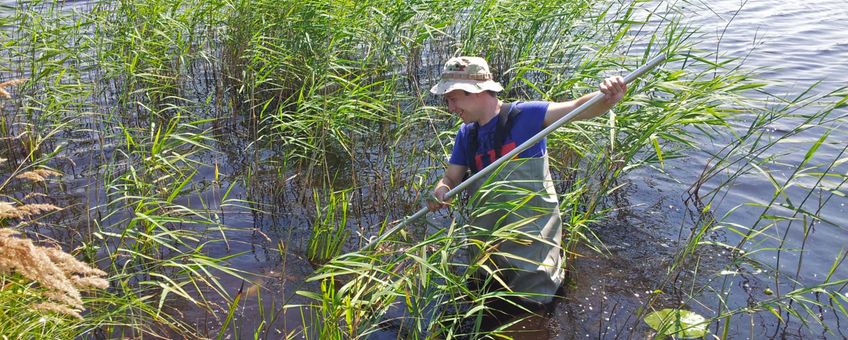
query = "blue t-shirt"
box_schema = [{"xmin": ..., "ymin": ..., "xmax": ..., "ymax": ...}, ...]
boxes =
[{"xmin": 449, "ymin": 101, "xmax": 549, "ymax": 170}]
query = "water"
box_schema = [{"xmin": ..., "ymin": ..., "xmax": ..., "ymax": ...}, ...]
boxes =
[
  {"xmin": 2, "ymin": 0, "xmax": 846, "ymax": 338},
  {"xmin": 668, "ymin": 0, "xmax": 848, "ymax": 286},
  {"xmin": 602, "ymin": 0, "xmax": 848, "ymax": 338}
]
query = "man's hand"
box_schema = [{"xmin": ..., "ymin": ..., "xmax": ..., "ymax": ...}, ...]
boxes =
[
  {"xmin": 427, "ymin": 183, "xmax": 451, "ymax": 211},
  {"xmin": 544, "ymin": 75, "xmax": 628, "ymax": 126},
  {"xmin": 600, "ymin": 76, "xmax": 626, "ymax": 105}
]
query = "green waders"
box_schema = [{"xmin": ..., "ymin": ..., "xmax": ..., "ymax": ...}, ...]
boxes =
[{"xmin": 465, "ymin": 156, "xmax": 564, "ymax": 305}]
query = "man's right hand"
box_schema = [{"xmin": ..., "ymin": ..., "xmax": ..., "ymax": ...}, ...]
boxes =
[
  {"xmin": 427, "ymin": 184, "xmax": 451, "ymax": 211},
  {"xmin": 428, "ymin": 166, "xmax": 465, "ymax": 211}
]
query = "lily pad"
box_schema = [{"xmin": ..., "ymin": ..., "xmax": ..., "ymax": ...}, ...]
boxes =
[{"xmin": 644, "ymin": 308, "xmax": 708, "ymax": 339}]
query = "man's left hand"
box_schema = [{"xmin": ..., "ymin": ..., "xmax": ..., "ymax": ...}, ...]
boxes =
[{"xmin": 600, "ymin": 76, "xmax": 626, "ymax": 105}]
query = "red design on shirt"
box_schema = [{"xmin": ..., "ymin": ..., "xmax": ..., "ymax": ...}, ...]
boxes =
[{"xmin": 500, "ymin": 141, "xmax": 516, "ymax": 156}]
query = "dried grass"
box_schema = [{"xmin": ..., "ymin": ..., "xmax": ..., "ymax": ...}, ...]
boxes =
[
  {"xmin": 0, "ymin": 202, "xmax": 15, "ymax": 218},
  {"xmin": 0, "ymin": 202, "xmax": 60, "ymax": 219},
  {"xmin": 22, "ymin": 192, "xmax": 49, "ymax": 200},
  {"xmin": 0, "ymin": 78, "xmax": 27, "ymax": 99},
  {"xmin": 0, "ymin": 228, "xmax": 108, "ymax": 319},
  {"xmin": 15, "ymin": 168, "xmax": 62, "ymax": 183}
]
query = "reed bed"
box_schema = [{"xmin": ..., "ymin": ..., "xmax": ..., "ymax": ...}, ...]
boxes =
[{"xmin": 0, "ymin": 0, "xmax": 844, "ymax": 338}]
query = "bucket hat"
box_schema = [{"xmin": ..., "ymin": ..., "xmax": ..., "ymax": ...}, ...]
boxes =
[{"xmin": 429, "ymin": 56, "xmax": 504, "ymax": 95}]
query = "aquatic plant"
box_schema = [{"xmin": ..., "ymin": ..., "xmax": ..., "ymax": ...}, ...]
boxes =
[
  {"xmin": 643, "ymin": 84, "xmax": 848, "ymax": 338},
  {"xmin": 0, "ymin": 99, "xmax": 107, "ymax": 335},
  {"xmin": 306, "ymin": 187, "xmax": 352, "ymax": 266}
]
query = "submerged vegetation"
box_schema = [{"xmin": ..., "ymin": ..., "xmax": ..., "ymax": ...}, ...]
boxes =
[{"xmin": 0, "ymin": 0, "xmax": 845, "ymax": 338}]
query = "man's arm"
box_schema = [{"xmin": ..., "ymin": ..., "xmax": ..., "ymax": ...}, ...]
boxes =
[
  {"xmin": 427, "ymin": 163, "xmax": 467, "ymax": 211},
  {"xmin": 543, "ymin": 76, "xmax": 626, "ymax": 127}
]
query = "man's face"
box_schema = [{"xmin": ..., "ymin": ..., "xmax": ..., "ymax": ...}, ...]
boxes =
[{"xmin": 444, "ymin": 90, "xmax": 479, "ymax": 124}]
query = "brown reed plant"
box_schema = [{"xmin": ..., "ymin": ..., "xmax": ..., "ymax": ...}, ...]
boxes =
[
  {"xmin": 15, "ymin": 168, "xmax": 62, "ymax": 182},
  {"xmin": 0, "ymin": 169, "xmax": 62, "ymax": 219},
  {"xmin": 0, "ymin": 228, "xmax": 108, "ymax": 319},
  {"xmin": 0, "ymin": 201, "xmax": 61, "ymax": 219},
  {"xmin": 0, "ymin": 78, "xmax": 28, "ymax": 99}
]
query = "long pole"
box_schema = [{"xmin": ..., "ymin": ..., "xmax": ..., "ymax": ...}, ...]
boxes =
[{"xmin": 360, "ymin": 54, "xmax": 667, "ymax": 251}]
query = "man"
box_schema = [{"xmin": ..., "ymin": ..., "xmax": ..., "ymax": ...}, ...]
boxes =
[{"xmin": 426, "ymin": 56, "xmax": 626, "ymax": 313}]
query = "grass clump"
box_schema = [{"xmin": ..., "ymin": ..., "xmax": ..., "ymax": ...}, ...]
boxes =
[{"xmin": 306, "ymin": 187, "xmax": 352, "ymax": 267}]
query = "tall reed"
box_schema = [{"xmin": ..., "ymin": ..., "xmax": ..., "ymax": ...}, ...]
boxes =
[
  {"xmin": 2, "ymin": 0, "xmax": 844, "ymax": 338},
  {"xmin": 0, "ymin": 88, "xmax": 108, "ymax": 337},
  {"xmin": 2, "ymin": 0, "xmax": 249, "ymax": 337}
]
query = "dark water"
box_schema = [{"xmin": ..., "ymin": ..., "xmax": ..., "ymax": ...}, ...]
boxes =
[{"xmin": 2, "ymin": 0, "xmax": 846, "ymax": 338}]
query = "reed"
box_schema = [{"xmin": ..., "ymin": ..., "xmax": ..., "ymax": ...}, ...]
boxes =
[
  {"xmin": 0, "ymin": 228, "xmax": 109, "ymax": 319},
  {"xmin": 0, "ymin": 100, "xmax": 107, "ymax": 336},
  {"xmin": 306, "ymin": 187, "xmax": 352, "ymax": 267},
  {"xmin": 0, "ymin": 0, "xmax": 844, "ymax": 338}
]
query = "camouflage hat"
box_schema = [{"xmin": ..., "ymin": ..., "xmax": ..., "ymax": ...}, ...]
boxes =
[{"xmin": 429, "ymin": 56, "xmax": 504, "ymax": 95}]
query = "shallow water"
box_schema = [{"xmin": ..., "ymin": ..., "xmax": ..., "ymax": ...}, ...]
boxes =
[{"xmin": 1, "ymin": 0, "xmax": 846, "ymax": 338}]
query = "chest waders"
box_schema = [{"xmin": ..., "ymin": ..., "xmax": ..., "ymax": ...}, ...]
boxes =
[{"xmin": 464, "ymin": 103, "xmax": 564, "ymax": 305}]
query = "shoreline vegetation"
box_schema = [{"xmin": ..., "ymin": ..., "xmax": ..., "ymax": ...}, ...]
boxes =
[{"xmin": 0, "ymin": 0, "xmax": 845, "ymax": 338}]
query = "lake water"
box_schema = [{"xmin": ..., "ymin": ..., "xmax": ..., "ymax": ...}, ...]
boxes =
[
  {"xmin": 1, "ymin": 0, "xmax": 846, "ymax": 338},
  {"xmin": 607, "ymin": 0, "xmax": 848, "ymax": 338}
]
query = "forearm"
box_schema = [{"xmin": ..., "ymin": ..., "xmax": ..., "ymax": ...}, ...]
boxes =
[
  {"xmin": 544, "ymin": 92, "xmax": 609, "ymax": 126},
  {"xmin": 544, "ymin": 76, "xmax": 626, "ymax": 126},
  {"xmin": 428, "ymin": 165, "xmax": 465, "ymax": 211},
  {"xmin": 570, "ymin": 91, "xmax": 613, "ymax": 121},
  {"xmin": 437, "ymin": 164, "xmax": 466, "ymax": 191}
]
